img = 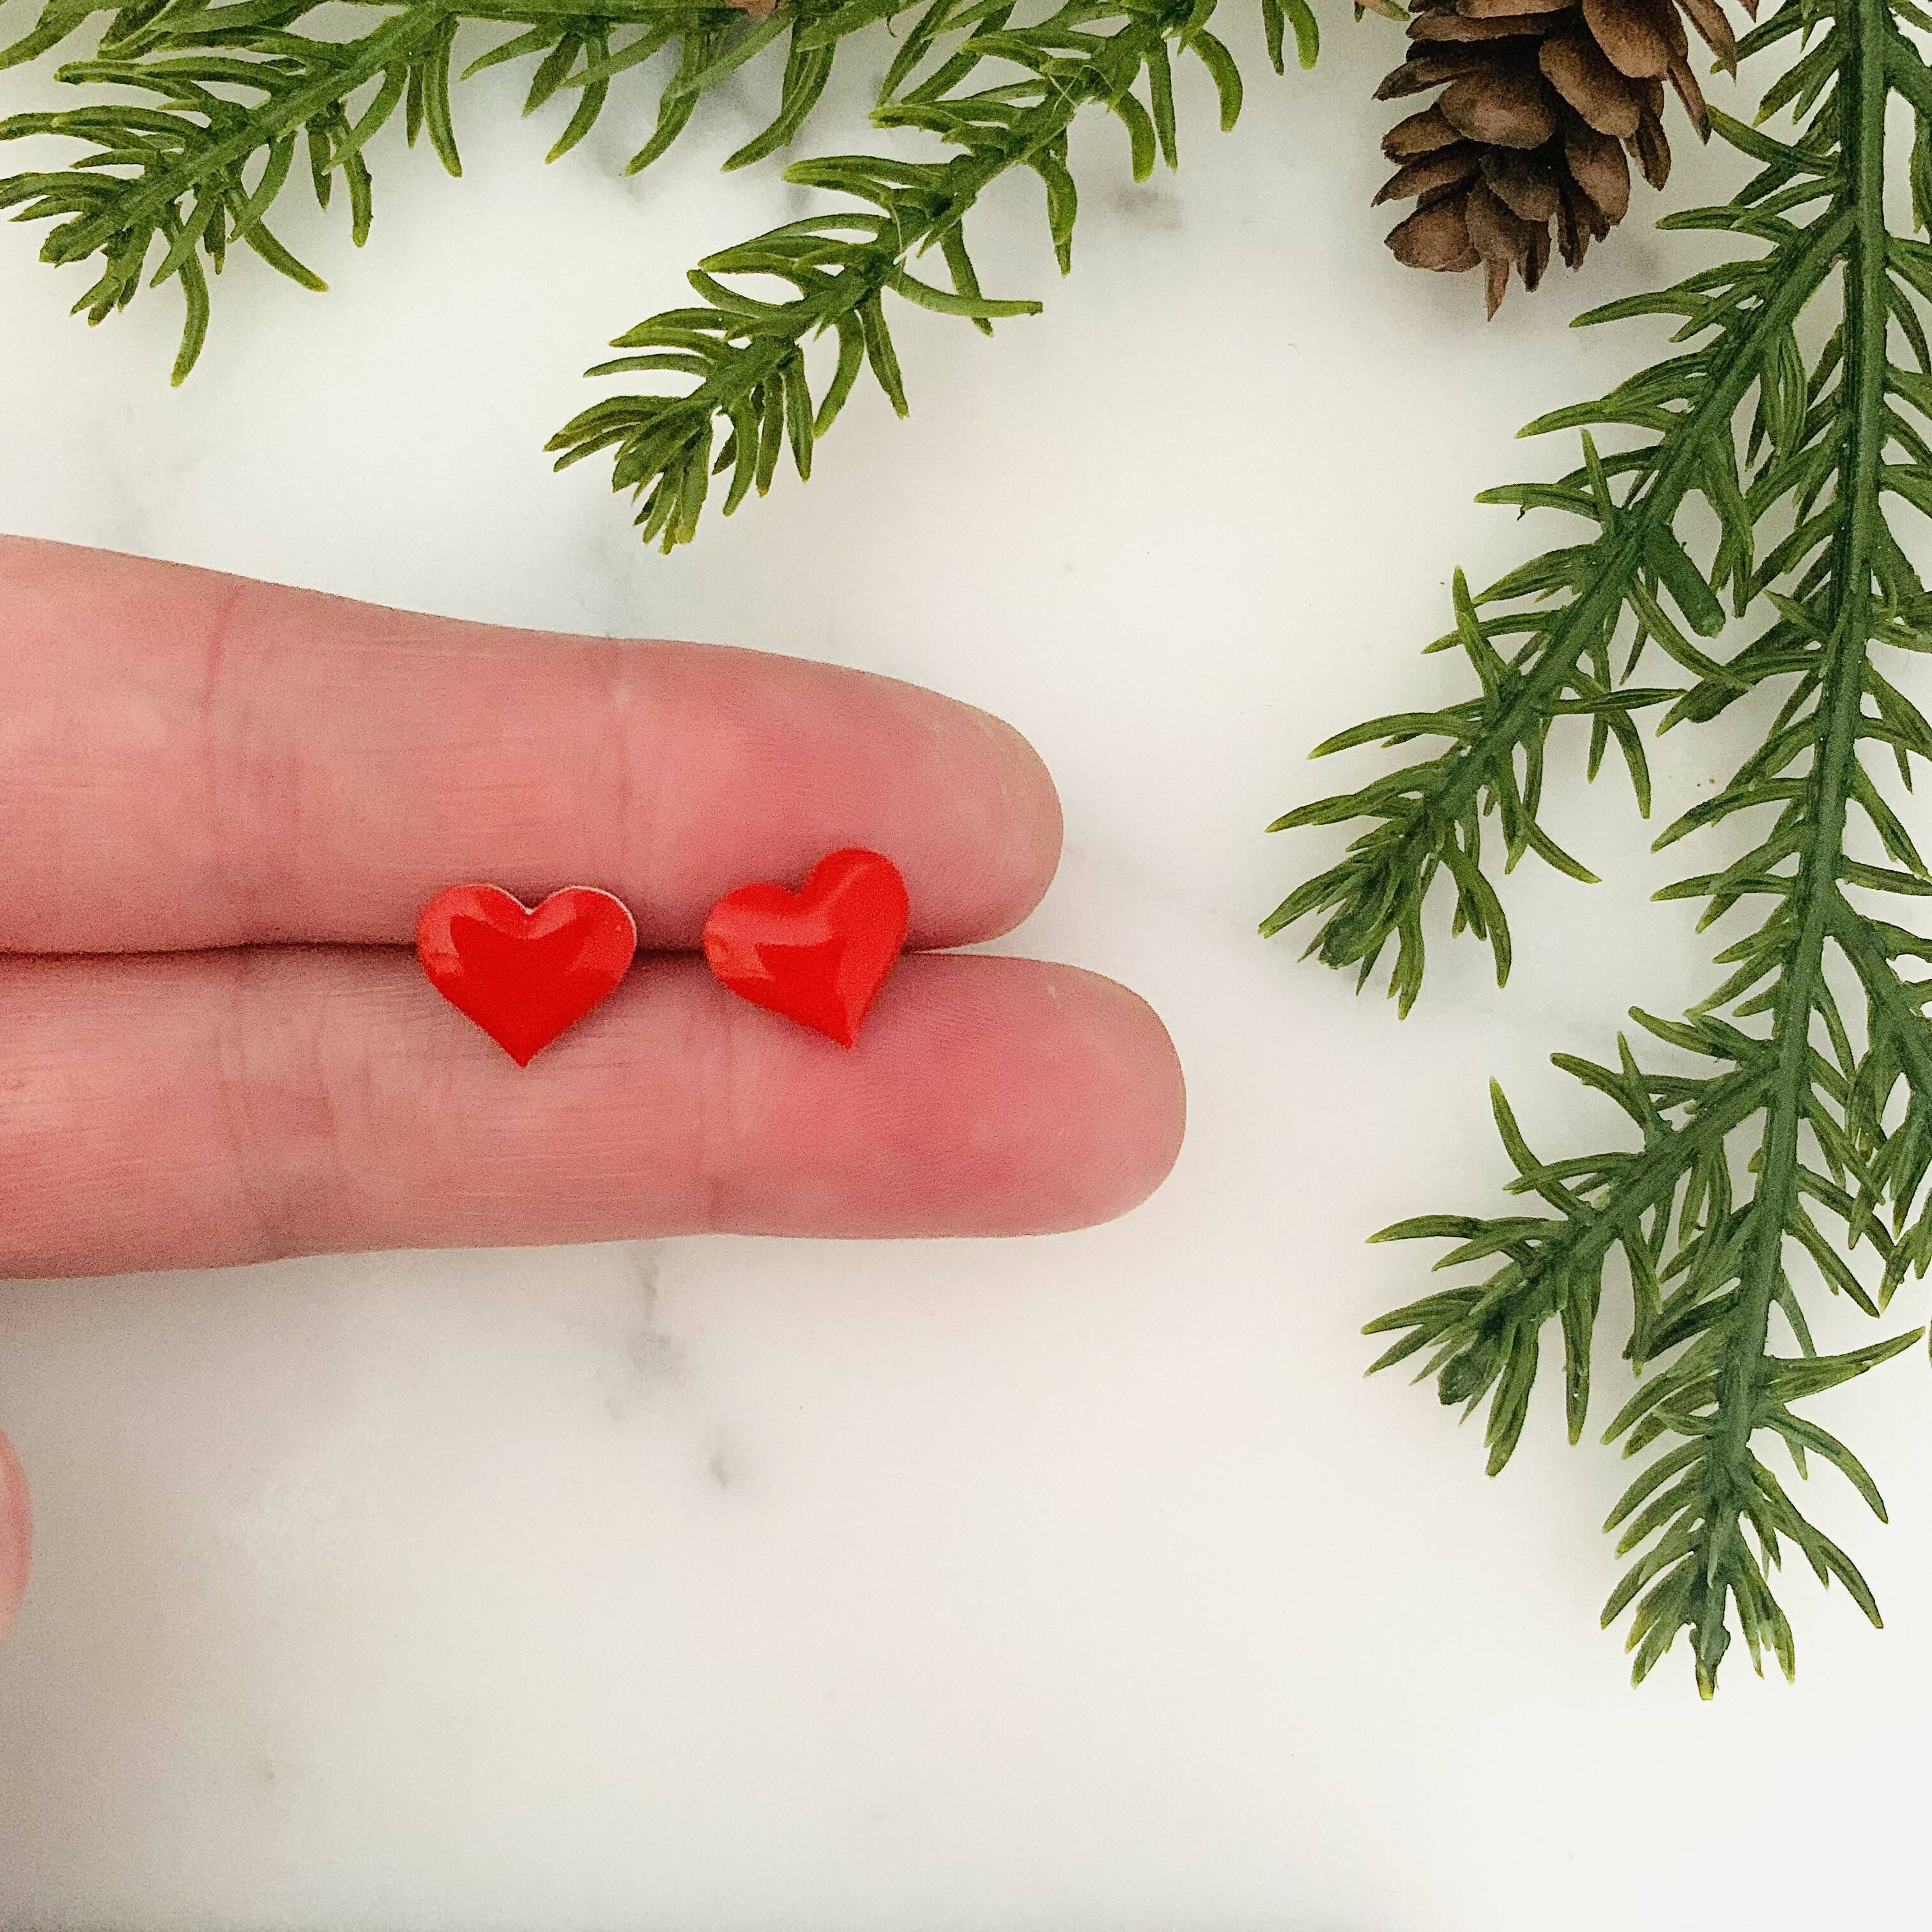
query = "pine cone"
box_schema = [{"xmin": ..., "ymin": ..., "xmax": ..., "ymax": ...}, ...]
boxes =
[{"xmin": 1375, "ymin": 0, "xmax": 1752, "ymax": 314}]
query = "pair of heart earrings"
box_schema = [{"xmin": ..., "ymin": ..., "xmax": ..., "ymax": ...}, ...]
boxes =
[{"xmin": 416, "ymin": 848, "xmax": 910, "ymax": 1066}]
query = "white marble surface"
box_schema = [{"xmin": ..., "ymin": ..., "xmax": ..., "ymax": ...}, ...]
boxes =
[{"xmin": 1, "ymin": 12, "xmax": 1928, "ymax": 1928}]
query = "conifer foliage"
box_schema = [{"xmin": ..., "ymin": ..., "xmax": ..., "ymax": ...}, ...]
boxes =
[
  {"xmin": 547, "ymin": 0, "xmax": 1319, "ymax": 551},
  {"xmin": 0, "ymin": 0, "xmax": 922, "ymax": 384},
  {"xmin": 1271, "ymin": 0, "xmax": 1932, "ymax": 1692},
  {"xmin": 0, "ymin": 0, "xmax": 1317, "ymax": 524}
]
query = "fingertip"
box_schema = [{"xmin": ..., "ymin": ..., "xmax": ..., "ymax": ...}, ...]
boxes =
[
  {"xmin": 0, "ymin": 1429, "xmax": 29, "ymax": 1644},
  {"xmin": 896, "ymin": 958, "xmax": 1184, "ymax": 1236},
  {"xmin": 1034, "ymin": 965, "xmax": 1186, "ymax": 1231},
  {"xmin": 683, "ymin": 954, "xmax": 1181, "ymax": 1241},
  {"xmin": 959, "ymin": 702, "xmax": 1064, "ymax": 939}
]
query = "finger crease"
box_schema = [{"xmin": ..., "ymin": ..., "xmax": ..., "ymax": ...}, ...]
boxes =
[
  {"xmin": 211, "ymin": 951, "xmax": 351, "ymax": 1262},
  {"xmin": 691, "ymin": 979, "xmax": 751, "ymax": 1232},
  {"xmin": 196, "ymin": 581, "xmax": 305, "ymax": 940}
]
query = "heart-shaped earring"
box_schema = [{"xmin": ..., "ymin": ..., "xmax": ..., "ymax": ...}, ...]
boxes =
[
  {"xmin": 702, "ymin": 848, "xmax": 910, "ymax": 1046},
  {"xmin": 417, "ymin": 884, "xmax": 638, "ymax": 1066}
]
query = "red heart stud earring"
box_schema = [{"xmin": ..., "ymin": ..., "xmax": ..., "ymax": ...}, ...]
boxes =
[
  {"xmin": 702, "ymin": 848, "xmax": 910, "ymax": 1046},
  {"xmin": 417, "ymin": 884, "xmax": 638, "ymax": 1066}
]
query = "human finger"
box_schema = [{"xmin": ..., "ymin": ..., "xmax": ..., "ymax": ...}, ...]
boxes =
[
  {"xmin": 0, "ymin": 539, "xmax": 1061, "ymax": 954},
  {"xmin": 0, "ymin": 950, "xmax": 1185, "ymax": 1277}
]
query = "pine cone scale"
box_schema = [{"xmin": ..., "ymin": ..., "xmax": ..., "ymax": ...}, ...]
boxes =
[
  {"xmin": 1631, "ymin": 109, "xmax": 1671, "ymax": 186},
  {"xmin": 1384, "ymin": 105, "xmax": 1464, "ymax": 157},
  {"xmin": 1583, "ymin": 0, "xmax": 1675, "ymax": 79},
  {"xmin": 1540, "ymin": 36, "xmax": 1645, "ymax": 139},
  {"xmin": 1483, "ymin": 149, "xmax": 1563, "ymax": 222},
  {"xmin": 1441, "ymin": 70, "xmax": 1560, "ymax": 148},
  {"xmin": 1565, "ymin": 121, "xmax": 1632, "ymax": 220},
  {"xmin": 1459, "ymin": 0, "xmax": 1575, "ymax": 15},
  {"xmin": 1376, "ymin": 146, "xmax": 1485, "ymax": 204},
  {"xmin": 1668, "ymin": 56, "xmax": 1710, "ymax": 133},
  {"xmin": 1413, "ymin": 15, "xmax": 1565, "ymax": 42},
  {"xmin": 1678, "ymin": 0, "xmax": 1738, "ymax": 70},
  {"xmin": 1389, "ymin": 200, "xmax": 1483, "ymax": 272},
  {"xmin": 1377, "ymin": 49, "xmax": 1500, "ymax": 99}
]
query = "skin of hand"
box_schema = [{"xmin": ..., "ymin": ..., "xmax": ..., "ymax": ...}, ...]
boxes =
[{"xmin": 0, "ymin": 537, "xmax": 1186, "ymax": 1641}]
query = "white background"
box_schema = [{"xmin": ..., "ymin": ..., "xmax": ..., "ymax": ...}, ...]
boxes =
[{"xmin": 2, "ymin": 9, "xmax": 1928, "ymax": 1928}]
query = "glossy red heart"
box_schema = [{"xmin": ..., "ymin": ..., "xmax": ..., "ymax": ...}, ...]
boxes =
[
  {"xmin": 417, "ymin": 884, "xmax": 638, "ymax": 1066},
  {"xmin": 702, "ymin": 848, "xmax": 910, "ymax": 1047}
]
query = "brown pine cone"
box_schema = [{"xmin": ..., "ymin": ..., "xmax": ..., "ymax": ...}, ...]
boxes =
[{"xmin": 1375, "ymin": 0, "xmax": 1752, "ymax": 314}]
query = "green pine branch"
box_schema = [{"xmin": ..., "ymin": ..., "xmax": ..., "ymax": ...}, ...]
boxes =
[
  {"xmin": 1261, "ymin": 89, "xmax": 1859, "ymax": 1009},
  {"xmin": 2, "ymin": 0, "xmax": 1320, "ymax": 510},
  {"xmin": 1283, "ymin": 0, "xmax": 1932, "ymax": 1692},
  {"xmin": 546, "ymin": 0, "xmax": 1320, "ymax": 550},
  {"xmin": 0, "ymin": 0, "xmax": 923, "ymax": 381}
]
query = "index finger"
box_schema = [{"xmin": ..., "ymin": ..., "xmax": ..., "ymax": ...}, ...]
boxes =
[{"xmin": 0, "ymin": 539, "xmax": 1062, "ymax": 953}]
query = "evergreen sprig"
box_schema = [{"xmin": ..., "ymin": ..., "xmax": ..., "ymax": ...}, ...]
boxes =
[
  {"xmin": 3, "ymin": 0, "xmax": 1317, "ymax": 526},
  {"xmin": 547, "ymin": 0, "xmax": 1319, "ymax": 549},
  {"xmin": 1273, "ymin": 0, "xmax": 1932, "ymax": 1692},
  {"xmin": 0, "ymin": 0, "xmax": 925, "ymax": 381}
]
